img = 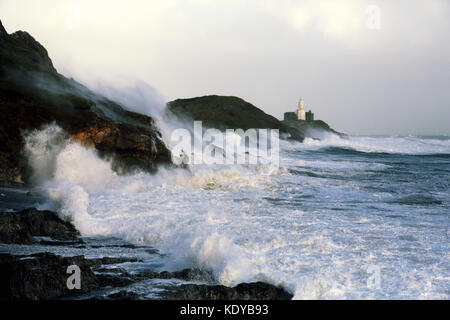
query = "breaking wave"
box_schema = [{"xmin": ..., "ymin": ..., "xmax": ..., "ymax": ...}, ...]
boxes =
[
  {"xmin": 283, "ymin": 132, "xmax": 450, "ymax": 155},
  {"xmin": 22, "ymin": 124, "xmax": 450, "ymax": 299}
]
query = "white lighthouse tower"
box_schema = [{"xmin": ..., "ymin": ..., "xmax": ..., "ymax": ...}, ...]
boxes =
[{"xmin": 297, "ymin": 99, "xmax": 306, "ymax": 120}]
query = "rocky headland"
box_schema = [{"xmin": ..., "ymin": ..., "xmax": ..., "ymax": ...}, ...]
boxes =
[
  {"xmin": 0, "ymin": 20, "xmax": 294, "ymax": 300},
  {"xmin": 0, "ymin": 19, "xmax": 344, "ymax": 300},
  {"xmin": 167, "ymin": 95, "xmax": 305, "ymax": 141},
  {"xmin": 282, "ymin": 119, "xmax": 345, "ymax": 138},
  {"xmin": 167, "ymin": 95, "xmax": 343, "ymax": 142},
  {"xmin": 0, "ymin": 20, "xmax": 170, "ymax": 187},
  {"xmin": 0, "ymin": 19, "xmax": 342, "ymax": 187}
]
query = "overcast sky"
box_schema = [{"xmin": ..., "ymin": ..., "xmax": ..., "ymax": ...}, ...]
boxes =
[{"xmin": 1, "ymin": 0, "xmax": 449, "ymax": 135}]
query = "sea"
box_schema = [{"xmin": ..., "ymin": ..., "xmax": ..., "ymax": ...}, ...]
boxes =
[{"xmin": 1, "ymin": 125, "xmax": 449, "ymax": 299}]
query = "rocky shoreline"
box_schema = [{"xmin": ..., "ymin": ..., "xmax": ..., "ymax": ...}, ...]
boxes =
[
  {"xmin": 0, "ymin": 19, "xmax": 172, "ymax": 187},
  {"xmin": 0, "ymin": 206, "xmax": 293, "ymax": 300},
  {"xmin": 0, "ymin": 20, "xmax": 342, "ymax": 301}
]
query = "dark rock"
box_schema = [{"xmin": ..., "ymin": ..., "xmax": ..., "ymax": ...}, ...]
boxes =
[
  {"xmin": 95, "ymin": 274, "xmax": 135, "ymax": 288},
  {"xmin": 167, "ymin": 95, "xmax": 304, "ymax": 142},
  {"xmin": 163, "ymin": 281, "xmax": 293, "ymax": 300},
  {"xmin": 157, "ymin": 271, "xmax": 173, "ymax": 279},
  {"xmin": 93, "ymin": 267, "xmax": 128, "ymax": 274},
  {"xmin": 132, "ymin": 268, "xmax": 212, "ymax": 282},
  {"xmin": 234, "ymin": 282, "xmax": 293, "ymax": 300},
  {"xmin": 88, "ymin": 257, "xmax": 140, "ymax": 267},
  {"xmin": 0, "ymin": 252, "xmax": 98, "ymax": 300},
  {"xmin": 0, "ymin": 252, "xmax": 143, "ymax": 300},
  {"xmin": 0, "ymin": 20, "xmax": 7, "ymax": 38},
  {"xmin": 282, "ymin": 119, "xmax": 345, "ymax": 138},
  {"xmin": 0, "ymin": 208, "xmax": 80, "ymax": 244},
  {"xmin": 107, "ymin": 290, "xmax": 140, "ymax": 300},
  {"xmin": 90, "ymin": 243, "xmax": 143, "ymax": 249},
  {"xmin": 86, "ymin": 290, "xmax": 142, "ymax": 301},
  {"xmin": 166, "ymin": 284, "xmax": 239, "ymax": 300},
  {"xmin": 0, "ymin": 251, "xmax": 293, "ymax": 300},
  {"xmin": 37, "ymin": 239, "xmax": 84, "ymax": 246},
  {"xmin": 167, "ymin": 95, "xmax": 345, "ymax": 142},
  {"xmin": 134, "ymin": 270, "xmax": 159, "ymax": 279},
  {"xmin": 0, "ymin": 19, "xmax": 171, "ymax": 186},
  {"xmin": 172, "ymin": 268, "xmax": 214, "ymax": 282}
]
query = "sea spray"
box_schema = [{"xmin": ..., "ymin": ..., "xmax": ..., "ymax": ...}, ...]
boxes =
[
  {"xmin": 23, "ymin": 123, "xmax": 66, "ymax": 184},
  {"xmin": 22, "ymin": 125, "xmax": 450, "ymax": 298},
  {"xmin": 23, "ymin": 124, "xmax": 275, "ymax": 287}
]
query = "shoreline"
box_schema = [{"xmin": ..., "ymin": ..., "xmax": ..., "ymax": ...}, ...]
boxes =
[{"xmin": 0, "ymin": 191, "xmax": 293, "ymax": 300}]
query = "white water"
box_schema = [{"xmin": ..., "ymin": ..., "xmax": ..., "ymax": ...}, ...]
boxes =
[
  {"xmin": 283, "ymin": 132, "xmax": 450, "ymax": 155},
  {"xmin": 25, "ymin": 124, "xmax": 450, "ymax": 299}
]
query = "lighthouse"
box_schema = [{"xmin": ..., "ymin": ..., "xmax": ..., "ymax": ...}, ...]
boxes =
[
  {"xmin": 283, "ymin": 99, "xmax": 314, "ymax": 121},
  {"xmin": 297, "ymin": 99, "xmax": 306, "ymax": 120}
]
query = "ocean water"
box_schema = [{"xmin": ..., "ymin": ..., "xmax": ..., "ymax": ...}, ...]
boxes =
[{"xmin": 23, "ymin": 126, "xmax": 450, "ymax": 299}]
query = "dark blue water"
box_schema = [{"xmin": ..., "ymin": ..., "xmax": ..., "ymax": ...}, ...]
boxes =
[
  {"xmin": 5, "ymin": 130, "xmax": 448, "ymax": 299},
  {"xmin": 274, "ymin": 135, "xmax": 449, "ymax": 298}
]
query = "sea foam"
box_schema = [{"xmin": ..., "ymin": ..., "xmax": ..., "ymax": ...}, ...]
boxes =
[{"xmin": 23, "ymin": 124, "xmax": 450, "ymax": 299}]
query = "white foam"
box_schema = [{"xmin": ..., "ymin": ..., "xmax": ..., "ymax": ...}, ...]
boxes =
[
  {"xmin": 282, "ymin": 132, "xmax": 450, "ymax": 155},
  {"xmin": 24, "ymin": 125, "xmax": 449, "ymax": 299},
  {"xmin": 23, "ymin": 123, "xmax": 65, "ymax": 184}
]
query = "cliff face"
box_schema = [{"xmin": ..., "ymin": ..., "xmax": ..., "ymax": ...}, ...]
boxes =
[
  {"xmin": 167, "ymin": 95, "xmax": 305, "ymax": 141},
  {"xmin": 0, "ymin": 20, "xmax": 171, "ymax": 186}
]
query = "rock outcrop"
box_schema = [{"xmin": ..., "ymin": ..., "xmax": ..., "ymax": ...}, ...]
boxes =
[
  {"xmin": 282, "ymin": 119, "xmax": 345, "ymax": 138},
  {"xmin": 164, "ymin": 282, "xmax": 293, "ymax": 300},
  {"xmin": 0, "ymin": 20, "xmax": 171, "ymax": 186},
  {"xmin": 0, "ymin": 206, "xmax": 293, "ymax": 300},
  {"xmin": 0, "ymin": 252, "xmax": 137, "ymax": 300},
  {"xmin": 167, "ymin": 95, "xmax": 344, "ymax": 142},
  {"xmin": 167, "ymin": 95, "xmax": 305, "ymax": 141},
  {"xmin": 0, "ymin": 208, "xmax": 80, "ymax": 244},
  {"xmin": 0, "ymin": 251, "xmax": 292, "ymax": 300}
]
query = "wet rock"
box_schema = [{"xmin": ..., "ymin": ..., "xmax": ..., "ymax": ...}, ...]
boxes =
[
  {"xmin": 132, "ymin": 268, "xmax": 213, "ymax": 282},
  {"xmin": 164, "ymin": 282, "xmax": 293, "ymax": 300},
  {"xmin": 283, "ymin": 119, "xmax": 345, "ymax": 138},
  {"xmin": 0, "ymin": 252, "xmax": 98, "ymax": 300},
  {"xmin": 0, "ymin": 19, "xmax": 171, "ymax": 186},
  {"xmin": 172, "ymin": 268, "xmax": 215, "ymax": 282},
  {"xmin": 0, "ymin": 208, "xmax": 80, "ymax": 244},
  {"xmin": 95, "ymin": 274, "xmax": 135, "ymax": 288},
  {"xmin": 93, "ymin": 267, "xmax": 128, "ymax": 274},
  {"xmin": 0, "ymin": 251, "xmax": 293, "ymax": 300},
  {"xmin": 90, "ymin": 243, "xmax": 143, "ymax": 249},
  {"xmin": 88, "ymin": 257, "xmax": 140, "ymax": 267},
  {"xmin": 37, "ymin": 239, "xmax": 84, "ymax": 246},
  {"xmin": 166, "ymin": 284, "xmax": 239, "ymax": 300},
  {"xmin": 107, "ymin": 290, "xmax": 140, "ymax": 300},
  {"xmin": 133, "ymin": 270, "xmax": 159, "ymax": 279},
  {"xmin": 234, "ymin": 282, "xmax": 293, "ymax": 300},
  {"xmin": 157, "ymin": 271, "xmax": 173, "ymax": 279},
  {"xmin": 0, "ymin": 252, "xmax": 142, "ymax": 300}
]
